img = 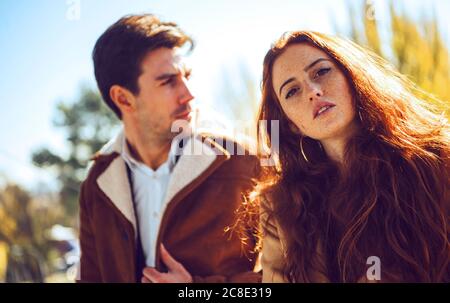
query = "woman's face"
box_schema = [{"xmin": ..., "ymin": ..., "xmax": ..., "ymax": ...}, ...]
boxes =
[{"xmin": 272, "ymin": 43, "xmax": 357, "ymax": 141}]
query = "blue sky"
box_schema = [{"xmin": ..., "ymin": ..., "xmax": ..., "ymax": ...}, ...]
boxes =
[{"xmin": 0, "ymin": 0, "xmax": 449, "ymax": 191}]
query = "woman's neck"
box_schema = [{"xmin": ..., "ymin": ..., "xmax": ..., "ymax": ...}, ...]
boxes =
[
  {"xmin": 320, "ymin": 120, "xmax": 359, "ymax": 168},
  {"xmin": 320, "ymin": 137, "xmax": 347, "ymax": 165}
]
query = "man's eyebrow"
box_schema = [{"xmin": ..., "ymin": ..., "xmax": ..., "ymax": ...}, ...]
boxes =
[
  {"xmin": 279, "ymin": 77, "xmax": 296, "ymax": 96},
  {"xmin": 303, "ymin": 58, "xmax": 330, "ymax": 72},
  {"xmin": 155, "ymin": 73, "xmax": 178, "ymax": 81}
]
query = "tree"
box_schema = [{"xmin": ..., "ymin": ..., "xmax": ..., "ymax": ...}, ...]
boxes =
[
  {"xmin": 32, "ymin": 85, "xmax": 119, "ymax": 225},
  {"xmin": 0, "ymin": 184, "xmax": 59, "ymax": 282},
  {"xmin": 338, "ymin": 0, "xmax": 450, "ymax": 115}
]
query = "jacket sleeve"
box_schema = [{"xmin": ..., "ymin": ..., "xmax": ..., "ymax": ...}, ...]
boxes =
[
  {"xmin": 76, "ymin": 181, "xmax": 102, "ymax": 283},
  {"xmin": 170, "ymin": 151, "xmax": 263, "ymax": 283},
  {"xmin": 191, "ymin": 195, "xmax": 262, "ymax": 283},
  {"xmin": 193, "ymin": 155, "xmax": 262, "ymax": 283},
  {"xmin": 260, "ymin": 197, "xmax": 288, "ymax": 283}
]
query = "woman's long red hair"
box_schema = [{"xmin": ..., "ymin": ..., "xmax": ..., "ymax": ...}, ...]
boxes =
[{"xmin": 250, "ymin": 31, "xmax": 450, "ymax": 282}]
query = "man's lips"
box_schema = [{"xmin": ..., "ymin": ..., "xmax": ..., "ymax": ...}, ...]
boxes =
[
  {"xmin": 313, "ymin": 101, "xmax": 336, "ymax": 119},
  {"xmin": 174, "ymin": 110, "xmax": 192, "ymax": 119},
  {"xmin": 173, "ymin": 104, "xmax": 192, "ymax": 119}
]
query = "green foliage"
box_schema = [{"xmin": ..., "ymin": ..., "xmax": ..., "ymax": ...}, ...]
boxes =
[
  {"xmin": 343, "ymin": 0, "xmax": 450, "ymax": 115},
  {"xmin": 31, "ymin": 85, "xmax": 119, "ymax": 223},
  {"xmin": 0, "ymin": 184, "xmax": 61, "ymax": 282}
]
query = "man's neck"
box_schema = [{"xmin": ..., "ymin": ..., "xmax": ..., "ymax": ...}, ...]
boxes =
[{"xmin": 124, "ymin": 128, "xmax": 171, "ymax": 171}]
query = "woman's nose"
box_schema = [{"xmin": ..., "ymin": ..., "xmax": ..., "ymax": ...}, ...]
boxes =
[
  {"xmin": 307, "ymin": 83, "xmax": 323, "ymax": 101},
  {"xmin": 309, "ymin": 92, "xmax": 322, "ymax": 101}
]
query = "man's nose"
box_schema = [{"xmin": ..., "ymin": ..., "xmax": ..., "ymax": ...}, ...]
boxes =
[{"xmin": 179, "ymin": 78, "xmax": 194, "ymax": 105}]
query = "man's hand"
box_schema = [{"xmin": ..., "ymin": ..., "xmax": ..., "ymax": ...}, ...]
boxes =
[{"xmin": 141, "ymin": 243, "xmax": 193, "ymax": 283}]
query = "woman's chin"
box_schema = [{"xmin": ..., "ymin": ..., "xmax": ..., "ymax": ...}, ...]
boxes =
[{"xmin": 311, "ymin": 121, "xmax": 358, "ymax": 142}]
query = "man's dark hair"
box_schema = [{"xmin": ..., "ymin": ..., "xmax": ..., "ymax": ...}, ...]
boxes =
[{"xmin": 92, "ymin": 14, "xmax": 194, "ymax": 119}]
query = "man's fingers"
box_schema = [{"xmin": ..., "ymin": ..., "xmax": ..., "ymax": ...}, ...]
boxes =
[
  {"xmin": 141, "ymin": 276, "xmax": 151, "ymax": 283},
  {"xmin": 160, "ymin": 243, "xmax": 182, "ymax": 271},
  {"xmin": 141, "ymin": 245, "xmax": 191, "ymax": 283},
  {"xmin": 143, "ymin": 267, "xmax": 164, "ymax": 282}
]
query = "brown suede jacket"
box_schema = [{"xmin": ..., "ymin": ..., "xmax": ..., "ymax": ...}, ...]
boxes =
[{"xmin": 77, "ymin": 131, "xmax": 261, "ymax": 283}]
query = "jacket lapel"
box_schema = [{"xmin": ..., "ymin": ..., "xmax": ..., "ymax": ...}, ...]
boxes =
[
  {"xmin": 163, "ymin": 135, "xmax": 229, "ymax": 206},
  {"xmin": 94, "ymin": 129, "xmax": 230, "ymax": 238},
  {"xmin": 97, "ymin": 155, "xmax": 137, "ymax": 233}
]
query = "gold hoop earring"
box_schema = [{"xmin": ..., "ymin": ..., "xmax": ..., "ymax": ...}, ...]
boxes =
[
  {"xmin": 300, "ymin": 136, "xmax": 309, "ymax": 163},
  {"xmin": 301, "ymin": 137, "xmax": 323, "ymax": 163}
]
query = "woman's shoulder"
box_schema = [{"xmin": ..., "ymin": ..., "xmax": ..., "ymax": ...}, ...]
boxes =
[
  {"xmin": 259, "ymin": 186, "xmax": 283, "ymax": 211},
  {"xmin": 259, "ymin": 191, "xmax": 288, "ymax": 254},
  {"xmin": 259, "ymin": 191, "xmax": 289, "ymax": 283}
]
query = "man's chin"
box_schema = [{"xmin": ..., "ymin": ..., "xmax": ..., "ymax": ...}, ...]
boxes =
[{"xmin": 169, "ymin": 118, "xmax": 193, "ymax": 138}]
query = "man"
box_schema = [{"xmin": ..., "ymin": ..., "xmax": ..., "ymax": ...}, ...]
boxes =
[{"xmin": 77, "ymin": 14, "xmax": 260, "ymax": 283}]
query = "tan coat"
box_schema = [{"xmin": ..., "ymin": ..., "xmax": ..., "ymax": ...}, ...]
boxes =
[
  {"xmin": 260, "ymin": 196, "xmax": 329, "ymax": 283},
  {"xmin": 260, "ymin": 201, "xmax": 287, "ymax": 283},
  {"xmin": 260, "ymin": 197, "xmax": 395, "ymax": 283}
]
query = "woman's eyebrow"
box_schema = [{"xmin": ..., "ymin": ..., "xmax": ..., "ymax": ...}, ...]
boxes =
[
  {"xmin": 279, "ymin": 77, "xmax": 296, "ymax": 96},
  {"xmin": 303, "ymin": 58, "xmax": 330, "ymax": 72}
]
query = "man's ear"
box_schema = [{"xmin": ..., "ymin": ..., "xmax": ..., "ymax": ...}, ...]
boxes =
[{"xmin": 110, "ymin": 85, "xmax": 135, "ymax": 114}]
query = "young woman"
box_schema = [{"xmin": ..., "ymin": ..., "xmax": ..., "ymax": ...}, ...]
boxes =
[{"xmin": 254, "ymin": 31, "xmax": 449, "ymax": 282}]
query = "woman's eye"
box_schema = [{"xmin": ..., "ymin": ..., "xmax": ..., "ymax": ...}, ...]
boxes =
[
  {"xmin": 316, "ymin": 67, "xmax": 331, "ymax": 78},
  {"xmin": 285, "ymin": 87, "xmax": 299, "ymax": 99}
]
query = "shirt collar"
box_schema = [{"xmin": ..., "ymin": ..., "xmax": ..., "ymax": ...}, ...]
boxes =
[{"xmin": 121, "ymin": 135, "xmax": 187, "ymax": 173}]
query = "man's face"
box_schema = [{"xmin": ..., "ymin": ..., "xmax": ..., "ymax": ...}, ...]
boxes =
[{"xmin": 132, "ymin": 47, "xmax": 194, "ymax": 141}]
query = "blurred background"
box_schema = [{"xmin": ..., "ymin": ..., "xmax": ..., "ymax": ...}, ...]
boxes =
[{"xmin": 0, "ymin": 0, "xmax": 448, "ymax": 282}]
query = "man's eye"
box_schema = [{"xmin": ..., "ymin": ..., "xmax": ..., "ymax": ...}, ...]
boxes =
[
  {"xmin": 162, "ymin": 78, "xmax": 175, "ymax": 86},
  {"xmin": 285, "ymin": 87, "xmax": 299, "ymax": 99},
  {"xmin": 316, "ymin": 67, "xmax": 331, "ymax": 78}
]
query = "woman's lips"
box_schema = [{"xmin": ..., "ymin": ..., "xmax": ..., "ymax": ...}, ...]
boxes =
[{"xmin": 313, "ymin": 101, "xmax": 336, "ymax": 119}]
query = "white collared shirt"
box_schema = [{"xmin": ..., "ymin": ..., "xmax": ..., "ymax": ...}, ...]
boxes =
[{"xmin": 121, "ymin": 136, "xmax": 184, "ymax": 267}]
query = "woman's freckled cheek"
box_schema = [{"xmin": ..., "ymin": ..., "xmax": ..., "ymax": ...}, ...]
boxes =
[{"xmin": 299, "ymin": 122, "xmax": 307, "ymax": 130}]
